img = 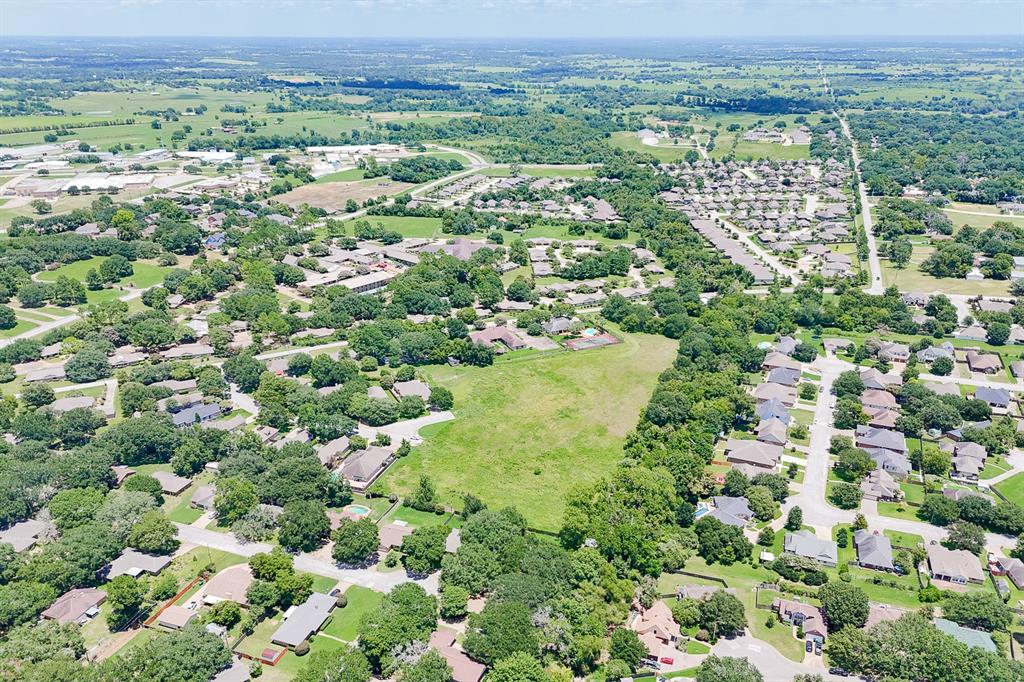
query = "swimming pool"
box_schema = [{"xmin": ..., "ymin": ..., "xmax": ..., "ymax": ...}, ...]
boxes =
[
  {"xmin": 582, "ymin": 327, "xmax": 599, "ymax": 337},
  {"xmin": 343, "ymin": 504, "xmax": 371, "ymax": 517}
]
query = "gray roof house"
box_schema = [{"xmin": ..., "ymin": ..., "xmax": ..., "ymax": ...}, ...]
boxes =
[
  {"xmin": 853, "ymin": 530, "xmax": 895, "ymax": 572},
  {"xmin": 710, "ymin": 496, "xmax": 753, "ymax": 527},
  {"xmin": 784, "ymin": 530, "xmax": 838, "ymax": 566},
  {"xmin": 865, "ymin": 448, "xmax": 912, "ymax": 478},
  {"xmin": 926, "ymin": 544, "xmax": 984, "ymax": 584},
  {"xmin": 766, "ymin": 367, "xmax": 801, "ymax": 387},
  {"xmin": 103, "ymin": 549, "xmax": 171, "ymax": 579},
  {"xmin": 271, "ymin": 592, "xmax": 335, "ymax": 648},
  {"xmin": 974, "ymin": 386, "xmax": 1011, "ymax": 409},
  {"xmin": 917, "ymin": 342, "xmax": 955, "ymax": 363},
  {"xmin": 339, "ymin": 446, "xmax": 394, "ymax": 489},
  {"xmin": 172, "ymin": 402, "xmax": 223, "ymax": 427},
  {"xmin": 997, "ymin": 556, "xmax": 1024, "ymax": 589},
  {"xmin": 755, "ymin": 419, "xmax": 788, "ymax": 446},
  {"xmin": 855, "ymin": 426, "xmax": 908, "ymax": 454},
  {"xmin": 755, "ymin": 398, "xmax": 791, "ymax": 425}
]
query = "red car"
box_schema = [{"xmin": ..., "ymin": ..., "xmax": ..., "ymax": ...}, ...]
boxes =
[{"xmin": 659, "ymin": 657, "xmax": 674, "ymax": 665}]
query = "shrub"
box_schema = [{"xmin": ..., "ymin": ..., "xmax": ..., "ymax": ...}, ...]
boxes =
[{"xmin": 294, "ymin": 640, "xmax": 310, "ymax": 656}]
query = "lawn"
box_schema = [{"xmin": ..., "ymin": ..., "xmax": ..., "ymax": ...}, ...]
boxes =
[
  {"xmin": 996, "ymin": 472, "xmax": 1024, "ymax": 507},
  {"xmin": 374, "ymin": 330, "xmax": 678, "ymax": 531},
  {"xmin": 315, "ymin": 168, "xmax": 365, "ymax": 183},
  {"xmin": 320, "ymin": 586, "xmax": 383, "ymax": 642},
  {"xmin": 37, "ymin": 257, "xmax": 172, "ymax": 305},
  {"xmin": 345, "ymin": 215, "xmax": 445, "ymax": 238},
  {"xmin": 383, "ymin": 504, "xmax": 451, "ymax": 528},
  {"xmin": 0, "ymin": 317, "xmax": 38, "ymax": 339},
  {"xmin": 884, "ymin": 529, "xmax": 925, "ymax": 550}
]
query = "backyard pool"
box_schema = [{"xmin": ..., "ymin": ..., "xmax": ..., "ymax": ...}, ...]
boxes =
[
  {"xmin": 582, "ymin": 327, "xmax": 599, "ymax": 337},
  {"xmin": 343, "ymin": 504, "xmax": 371, "ymax": 517}
]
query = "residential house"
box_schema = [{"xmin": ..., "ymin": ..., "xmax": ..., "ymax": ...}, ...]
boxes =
[
  {"xmin": 966, "ymin": 350, "xmax": 1002, "ymax": 374},
  {"xmin": 866, "ymin": 448, "xmax": 912, "ymax": 478},
  {"xmin": 934, "ymin": 618, "xmax": 996, "ymax": 652},
  {"xmin": 855, "ymin": 426, "xmax": 908, "ymax": 456},
  {"xmin": 861, "ymin": 389, "xmax": 897, "ymax": 411},
  {"xmin": 392, "ymin": 379, "xmax": 431, "ymax": 401},
  {"xmin": 755, "ymin": 398, "xmax": 791, "ymax": 425},
  {"xmin": 271, "ymin": 593, "xmax": 335, "ymax": 648},
  {"xmin": 853, "ymin": 530, "xmax": 895, "ymax": 572},
  {"xmin": 103, "ymin": 549, "xmax": 171, "ymax": 579},
  {"xmin": 429, "ymin": 629, "xmax": 486, "ymax": 682},
  {"xmin": 41, "ymin": 587, "xmax": 106, "ymax": 625},
  {"xmin": 766, "ymin": 367, "xmax": 801, "ymax": 387},
  {"xmin": 629, "ymin": 600, "xmax": 681, "ymax": 667},
  {"xmin": 917, "ymin": 343, "xmax": 955, "ymax": 364},
  {"xmin": 724, "ymin": 438, "xmax": 782, "ymax": 470},
  {"xmin": 860, "ymin": 469, "xmax": 901, "ymax": 501},
  {"xmin": 710, "ymin": 496, "xmax": 753, "ymax": 527},
  {"xmin": 784, "ymin": 530, "xmax": 838, "ymax": 566},
  {"xmin": 172, "ymin": 402, "xmax": 223, "ymax": 427},
  {"xmin": 755, "ymin": 419, "xmax": 788, "ymax": 446},
  {"xmin": 157, "ymin": 605, "xmax": 198, "ymax": 630},
  {"xmin": 876, "ymin": 342, "xmax": 910, "ymax": 363},
  {"xmin": 152, "ymin": 471, "xmax": 193, "ymax": 495},
  {"xmin": 772, "ymin": 599, "xmax": 827, "ymax": 643},
  {"xmin": 191, "ymin": 484, "xmax": 215, "ymax": 510},
  {"xmin": 468, "ymin": 326, "xmax": 527, "ymax": 351},
  {"xmin": 926, "ymin": 544, "xmax": 984, "ymax": 584},
  {"xmin": 974, "ymin": 386, "xmax": 1011, "ymax": 410},
  {"xmin": 200, "ymin": 565, "xmax": 253, "ymax": 606},
  {"xmin": 752, "ymin": 382, "xmax": 797, "ymax": 407},
  {"xmin": 996, "ymin": 557, "xmax": 1024, "ymax": 589},
  {"xmin": 762, "ymin": 351, "xmax": 801, "ymax": 371},
  {"xmin": 339, "ymin": 446, "xmax": 394, "ymax": 489}
]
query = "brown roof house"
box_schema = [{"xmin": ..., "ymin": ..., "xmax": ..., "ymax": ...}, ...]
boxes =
[
  {"xmin": 966, "ymin": 350, "xmax": 1002, "ymax": 374},
  {"xmin": 41, "ymin": 587, "xmax": 107, "ymax": 625},
  {"xmin": 629, "ymin": 600, "xmax": 681, "ymax": 667},
  {"xmin": 724, "ymin": 438, "xmax": 782, "ymax": 471},
  {"xmin": 429, "ymin": 629, "xmax": 486, "ymax": 682}
]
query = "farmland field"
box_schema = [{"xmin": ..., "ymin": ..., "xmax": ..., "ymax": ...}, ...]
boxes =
[{"xmin": 375, "ymin": 329, "xmax": 677, "ymax": 531}]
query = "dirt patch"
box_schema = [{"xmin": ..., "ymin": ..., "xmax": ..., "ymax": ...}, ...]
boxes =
[{"xmin": 276, "ymin": 179, "xmax": 415, "ymax": 212}]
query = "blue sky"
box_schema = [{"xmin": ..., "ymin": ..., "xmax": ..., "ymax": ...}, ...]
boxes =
[{"xmin": 3, "ymin": 0, "xmax": 1022, "ymax": 38}]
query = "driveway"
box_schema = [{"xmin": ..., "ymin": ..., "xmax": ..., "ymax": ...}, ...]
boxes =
[{"xmin": 712, "ymin": 634, "xmax": 848, "ymax": 681}]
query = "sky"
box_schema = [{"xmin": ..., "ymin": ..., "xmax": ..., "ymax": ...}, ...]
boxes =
[{"xmin": 2, "ymin": 0, "xmax": 1022, "ymax": 38}]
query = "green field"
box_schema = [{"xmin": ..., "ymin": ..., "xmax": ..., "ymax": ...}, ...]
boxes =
[
  {"xmin": 881, "ymin": 245, "xmax": 1011, "ymax": 296},
  {"xmin": 320, "ymin": 586, "xmax": 383, "ymax": 642},
  {"xmin": 37, "ymin": 256, "xmax": 172, "ymax": 305},
  {"xmin": 996, "ymin": 472, "xmax": 1024, "ymax": 507},
  {"xmin": 375, "ymin": 330, "xmax": 678, "ymax": 530},
  {"xmin": 315, "ymin": 168, "xmax": 366, "ymax": 183}
]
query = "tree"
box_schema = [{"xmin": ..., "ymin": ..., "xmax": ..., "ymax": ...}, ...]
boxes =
[
  {"xmin": 942, "ymin": 592, "xmax": 1013, "ymax": 631},
  {"xmin": 833, "ymin": 370, "xmax": 865, "ymax": 398},
  {"xmin": 123, "ymin": 473, "xmax": 164, "ymax": 503},
  {"xmin": 463, "ymin": 600, "xmax": 538, "ymax": 665},
  {"xmin": 47, "ymin": 487, "xmax": 103, "ymax": 530},
  {"xmin": 127, "ymin": 510, "xmax": 180, "ymax": 554},
  {"xmin": 931, "ymin": 356, "xmax": 954, "ymax": 376},
  {"xmin": 835, "ymin": 447, "xmax": 875, "ymax": 481},
  {"xmin": 214, "ymin": 477, "xmax": 259, "ymax": 525},
  {"xmin": 745, "ymin": 485, "xmax": 777, "ymax": 522},
  {"xmin": 294, "ymin": 647, "xmax": 371, "ymax": 682},
  {"xmin": 0, "ymin": 620, "xmax": 85, "ymax": 663},
  {"xmin": 22, "ymin": 381, "xmax": 56, "ymax": 407},
  {"xmin": 439, "ymin": 584, "xmax": 469, "ymax": 620},
  {"xmin": 986, "ymin": 322, "xmax": 1010, "ymax": 346},
  {"xmin": 250, "ymin": 548, "xmax": 295, "ymax": 581},
  {"xmin": 278, "ymin": 500, "xmax": 331, "ymax": 552},
  {"xmin": 694, "ymin": 656, "xmax": 763, "ymax": 682},
  {"xmin": 0, "ymin": 581, "xmax": 56, "ymax": 631},
  {"xmin": 401, "ymin": 650, "xmax": 452, "ymax": 682},
  {"xmin": 828, "ymin": 483, "xmax": 863, "ymax": 510},
  {"xmin": 609, "ymin": 628, "xmax": 646, "ymax": 669},
  {"xmin": 331, "ymin": 518, "xmax": 380, "ymax": 565},
  {"xmin": 358, "ymin": 583, "xmax": 437, "ymax": 674},
  {"xmin": 944, "ymin": 521, "xmax": 985, "ymax": 554},
  {"xmin": 101, "ymin": 624, "xmax": 231, "ymax": 681},
  {"xmin": 30, "ymin": 199, "xmax": 52, "ymax": 215},
  {"xmin": 488, "ymin": 652, "xmax": 548, "ymax": 682},
  {"xmin": 401, "ymin": 525, "xmax": 448, "ymax": 574},
  {"xmin": 51, "ymin": 276, "xmax": 86, "ymax": 307},
  {"xmin": 0, "ymin": 305, "xmax": 16, "ymax": 330},
  {"xmin": 694, "ymin": 516, "xmax": 753, "ymax": 565},
  {"xmin": 819, "ymin": 582, "xmax": 868, "ymax": 632},
  {"xmin": 785, "ymin": 506, "xmax": 803, "ymax": 531},
  {"xmin": 699, "ymin": 590, "xmax": 746, "ymax": 642},
  {"xmin": 757, "ymin": 527, "xmax": 775, "ymax": 546},
  {"xmin": 834, "ymin": 397, "xmax": 867, "ymax": 430},
  {"xmin": 106, "ymin": 574, "xmax": 146, "ymax": 630},
  {"xmin": 429, "ymin": 386, "xmax": 454, "ymax": 411},
  {"xmin": 408, "ymin": 476, "xmax": 438, "ymax": 512},
  {"xmin": 919, "ymin": 494, "xmax": 960, "ymax": 526}
]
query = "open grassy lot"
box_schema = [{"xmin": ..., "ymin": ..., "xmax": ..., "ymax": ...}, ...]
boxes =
[
  {"xmin": 481, "ymin": 166, "xmax": 596, "ymax": 179},
  {"xmin": 320, "ymin": 586, "xmax": 383, "ymax": 642},
  {"xmin": 37, "ymin": 256, "xmax": 172, "ymax": 305},
  {"xmin": 881, "ymin": 246, "xmax": 1011, "ymax": 296},
  {"xmin": 314, "ymin": 168, "xmax": 365, "ymax": 183},
  {"xmin": 277, "ymin": 179, "xmax": 416, "ymax": 211},
  {"xmin": 375, "ymin": 330, "xmax": 677, "ymax": 531},
  {"xmin": 348, "ymin": 215, "xmax": 445, "ymax": 238},
  {"xmin": 996, "ymin": 472, "xmax": 1024, "ymax": 508}
]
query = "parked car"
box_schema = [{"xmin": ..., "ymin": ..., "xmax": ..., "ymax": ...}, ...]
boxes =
[
  {"xmin": 805, "ymin": 640, "xmax": 813, "ymax": 653},
  {"xmin": 814, "ymin": 641, "xmax": 822, "ymax": 655}
]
